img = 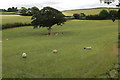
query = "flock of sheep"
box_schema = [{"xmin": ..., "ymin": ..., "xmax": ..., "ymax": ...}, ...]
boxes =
[
  {"xmin": 4, "ymin": 38, "xmax": 92, "ymax": 58},
  {"xmin": 21, "ymin": 47, "xmax": 92, "ymax": 58}
]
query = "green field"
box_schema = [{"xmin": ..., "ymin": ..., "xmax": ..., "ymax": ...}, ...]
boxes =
[
  {"xmin": 62, "ymin": 8, "xmax": 119, "ymax": 16},
  {"xmin": 2, "ymin": 20, "xmax": 118, "ymax": 78},
  {"xmin": 1, "ymin": 15, "xmax": 31, "ymax": 24}
]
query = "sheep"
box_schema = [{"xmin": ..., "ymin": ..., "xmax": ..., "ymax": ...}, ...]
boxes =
[
  {"xmin": 6, "ymin": 38, "xmax": 8, "ymax": 40},
  {"xmin": 22, "ymin": 53, "xmax": 27, "ymax": 58},
  {"xmin": 84, "ymin": 46, "xmax": 92, "ymax": 50},
  {"xmin": 52, "ymin": 49, "xmax": 58, "ymax": 53},
  {"xmin": 55, "ymin": 33, "xmax": 58, "ymax": 36}
]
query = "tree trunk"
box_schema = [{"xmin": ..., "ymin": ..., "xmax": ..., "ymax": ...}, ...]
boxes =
[{"xmin": 48, "ymin": 27, "xmax": 51, "ymax": 35}]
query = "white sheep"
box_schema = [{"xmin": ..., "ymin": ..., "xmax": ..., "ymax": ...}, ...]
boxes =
[
  {"xmin": 84, "ymin": 47, "xmax": 92, "ymax": 50},
  {"xmin": 6, "ymin": 38, "xmax": 8, "ymax": 40},
  {"xmin": 22, "ymin": 53, "xmax": 27, "ymax": 58},
  {"xmin": 52, "ymin": 49, "xmax": 58, "ymax": 53},
  {"xmin": 55, "ymin": 33, "xmax": 58, "ymax": 36}
]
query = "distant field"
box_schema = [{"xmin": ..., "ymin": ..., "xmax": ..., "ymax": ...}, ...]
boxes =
[
  {"xmin": 62, "ymin": 8, "xmax": 119, "ymax": 16},
  {"xmin": 2, "ymin": 20, "xmax": 118, "ymax": 78},
  {"xmin": 1, "ymin": 8, "xmax": 119, "ymax": 25},
  {"xmin": 0, "ymin": 12, "xmax": 18, "ymax": 15},
  {"xmin": 1, "ymin": 15, "xmax": 31, "ymax": 24}
]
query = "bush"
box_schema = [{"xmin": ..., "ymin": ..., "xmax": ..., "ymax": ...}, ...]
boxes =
[
  {"xmin": 86, "ymin": 15, "xmax": 103, "ymax": 20},
  {"xmin": 2, "ymin": 23, "xmax": 31, "ymax": 29},
  {"xmin": 73, "ymin": 14, "xmax": 80, "ymax": 19}
]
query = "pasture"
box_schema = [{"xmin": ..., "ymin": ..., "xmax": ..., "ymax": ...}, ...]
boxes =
[
  {"xmin": 62, "ymin": 8, "xmax": 119, "ymax": 16},
  {"xmin": 1, "ymin": 15, "xmax": 31, "ymax": 25},
  {"xmin": 2, "ymin": 20, "xmax": 118, "ymax": 78}
]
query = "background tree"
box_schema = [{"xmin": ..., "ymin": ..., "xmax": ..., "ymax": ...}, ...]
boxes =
[
  {"xmin": 19, "ymin": 7, "xmax": 28, "ymax": 15},
  {"xmin": 31, "ymin": 6, "xmax": 66, "ymax": 35},
  {"xmin": 99, "ymin": 10, "xmax": 110, "ymax": 19},
  {"xmin": 79, "ymin": 13, "xmax": 86, "ymax": 20},
  {"xmin": 109, "ymin": 10, "xmax": 118, "ymax": 22},
  {"xmin": 73, "ymin": 14, "xmax": 80, "ymax": 19},
  {"xmin": 7, "ymin": 7, "xmax": 18, "ymax": 12},
  {"xmin": 31, "ymin": 7, "xmax": 39, "ymax": 15}
]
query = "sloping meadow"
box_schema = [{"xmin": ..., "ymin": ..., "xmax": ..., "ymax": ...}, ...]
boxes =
[{"xmin": 2, "ymin": 20, "xmax": 118, "ymax": 78}]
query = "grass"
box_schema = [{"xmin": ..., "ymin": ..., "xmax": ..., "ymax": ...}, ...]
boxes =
[
  {"xmin": 1, "ymin": 15, "xmax": 31, "ymax": 25},
  {"xmin": 62, "ymin": 8, "xmax": 119, "ymax": 16},
  {"xmin": 2, "ymin": 20, "xmax": 118, "ymax": 78},
  {"xmin": 0, "ymin": 12, "xmax": 18, "ymax": 15}
]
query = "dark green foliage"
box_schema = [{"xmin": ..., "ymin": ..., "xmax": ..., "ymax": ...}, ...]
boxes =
[
  {"xmin": 18, "ymin": 7, "xmax": 39, "ymax": 16},
  {"xmin": 31, "ymin": 6, "xmax": 66, "ymax": 34},
  {"xmin": 1, "ymin": 7, "xmax": 18, "ymax": 12},
  {"xmin": 73, "ymin": 14, "xmax": 80, "ymax": 19},
  {"xmin": 2, "ymin": 23, "xmax": 31, "ymax": 29},
  {"xmin": 99, "ymin": 10, "xmax": 110, "ymax": 19},
  {"xmin": 7, "ymin": 7, "xmax": 18, "ymax": 12},
  {"xmin": 118, "ymin": 9, "xmax": 120, "ymax": 19},
  {"xmin": 30, "ymin": 7, "xmax": 39, "ymax": 15},
  {"xmin": 19, "ymin": 7, "xmax": 28, "ymax": 16},
  {"xmin": 79, "ymin": 13, "xmax": 86, "ymax": 20},
  {"xmin": 82, "ymin": 9, "xmax": 118, "ymax": 20},
  {"xmin": 73, "ymin": 13, "xmax": 86, "ymax": 20},
  {"xmin": 109, "ymin": 10, "xmax": 118, "ymax": 18},
  {"xmin": 86, "ymin": 14, "xmax": 102, "ymax": 20}
]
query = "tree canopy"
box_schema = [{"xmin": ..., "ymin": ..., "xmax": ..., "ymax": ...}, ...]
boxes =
[{"xmin": 31, "ymin": 6, "xmax": 66, "ymax": 35}]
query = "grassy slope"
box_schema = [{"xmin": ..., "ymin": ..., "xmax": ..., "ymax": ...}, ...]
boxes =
[
  {"xmin": 1, "ymin": 15, "xmax": 31, "ymax": 25},
  {"xmin": 2, "ymin": 20, "xmax": 118, "ymax": 78},
  {"xmin": 62, "ymin": 8, "xmax": 119, "ymax": 16}
]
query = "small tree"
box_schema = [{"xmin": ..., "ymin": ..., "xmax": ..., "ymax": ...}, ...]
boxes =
[
  {"xmin": 79, "ymin": 13, "xmax": 86, "ymax": 20},
  {"xmin": 99, "ymin": 10, "xmax": 110, "ymax": 19},
  {"xmin": 109, "ymin": 10, "xmax": 118, "ymax": 22},
  {"xmin": 31, "ymin": 7, "xmax": 66, "ymax": 35},
  {"xmin": 73, "ymin": 14, "xmax": 80, "ymax": 19},
  {"xmin": 19, "ymin": 7, "xmax": 28, "ymax": 15}
]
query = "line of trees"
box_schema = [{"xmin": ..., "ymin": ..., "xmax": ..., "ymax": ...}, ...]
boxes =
[
  {"xmin": 73, "ymin": 9, "xmax": 120, "ymax": 20},
  {"xmin": 1, "ymin": 7, "xmax": 18, "ymax": 12},
  {"xmin": 1, "ymin": 6, "xmax": 39, "ymax": 16},
  {"xmin": 18, "ymin": 7, "xmax": 39, "ymax": 16}
]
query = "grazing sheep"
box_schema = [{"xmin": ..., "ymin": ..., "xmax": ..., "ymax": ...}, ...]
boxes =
[
  {"xmin": 22, "ymin": 53, "xmax": 27, "ymax": 58},
  {"xmin": 6, "ymin": 38, "xmax": 8, "ymax": 40},
  {"xmin": 55, "ymin": 33, "xmax": 58, "ymax": 36},
  {"xmin": 84, "ymin": 47, "xmax": 92, "ymax": 50},
  {"xmin": 52, "ymin": 49, "xmax": 58, "ymax": 53},
  {"xmin": 0, "ymin": 40, "xmax": 2, "ymax": 43}
]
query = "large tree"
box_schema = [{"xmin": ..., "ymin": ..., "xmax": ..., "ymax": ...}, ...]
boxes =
[{"xmin": 31, "ymin": 7, "xmax": 66, "ymax": 35}]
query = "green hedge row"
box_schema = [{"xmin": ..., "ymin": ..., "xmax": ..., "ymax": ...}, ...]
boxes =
[{"xmin": 2, "ymin": 23, "xmax": 31, "ymax": 29}]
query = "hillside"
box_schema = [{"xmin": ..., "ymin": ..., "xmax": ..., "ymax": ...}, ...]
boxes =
[{"xmin": 62, "ymin": 8, "xmax": 119, "ymax": 16}]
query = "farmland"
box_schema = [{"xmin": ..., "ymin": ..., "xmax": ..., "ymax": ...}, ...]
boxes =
[
  {"xmin": 1, "ymin": 15, "xmax": 31, "ymax": 25},
  {"xmin": 2, "ymin": 19, "xmax": 118, "ymax": 78},
  {"xmin": 62, "ymin": 8, "xmax": 119, "ymax": 16}
]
